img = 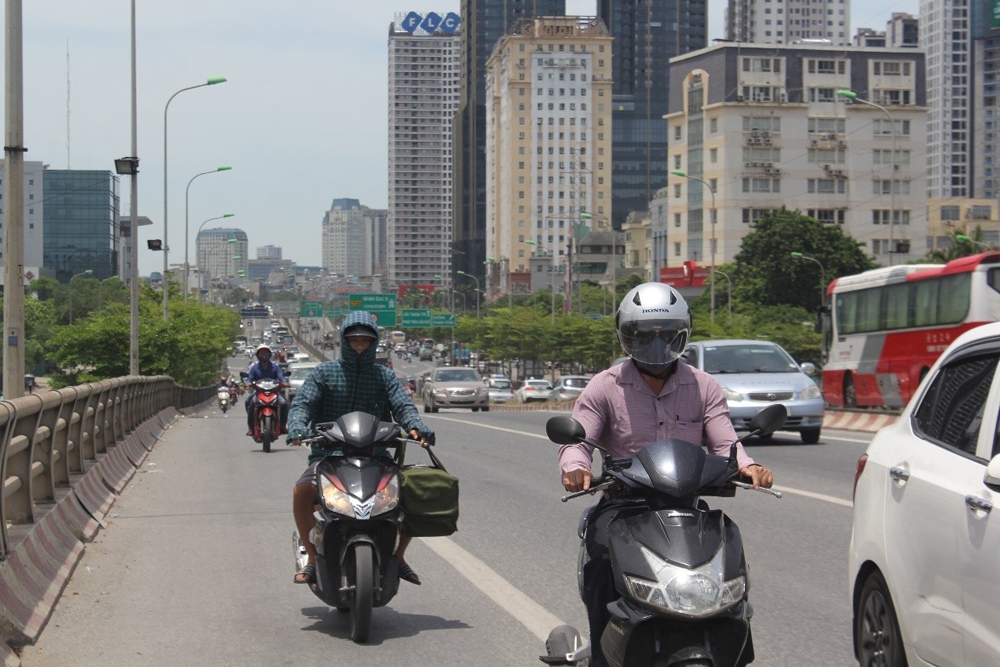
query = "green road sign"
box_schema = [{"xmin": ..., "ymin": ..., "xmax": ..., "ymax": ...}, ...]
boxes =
[
  {"xmin": 349, "ymin": 293, "xmax": 397, "ymax": 327},
  {"xmin": 299, "ymin": 300, "xmax": 324, "ymax": 318},
  {"xmin": 430, "ymin": 313, "xmax": 456, "ymax": 327},
  {"xmin": 401, "ymin": 309, "xmax": 431, "ymax": 327}
]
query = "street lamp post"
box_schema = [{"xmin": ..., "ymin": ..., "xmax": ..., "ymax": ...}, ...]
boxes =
[
  {"xmin": 670, "ymin": 169, "xmax": 717, "ymax": 325},
  {"xmin": 955, "ymin": 233, "xmax": 992, "ymax": 251},
  {"xmin": 714, "ymin": 269, "xmax": 733, "ymax": 319},
  {"xmin": 837, "ymin": 89, "xmax": 897, "ymax": 265},
  {"xmin": 456, "ymin": 270, "xmax": 480, "ymax": 322},
  {"xmin": 184, "ymin": 166, "xmax": 231, "ymax": 298},
  {"xmin": 68, "ymin": 269, "xmax": 93, "ymax": 325},
  {"xmin": 790, "ymin": 252, "xmax": 826, "ymax": 310},
  {"xmin": 162, "ymin": 76, "xmax": 227, "ymax": 321}
]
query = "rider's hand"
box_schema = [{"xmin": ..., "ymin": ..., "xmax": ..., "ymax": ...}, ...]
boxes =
[
  {"xmin": 562, "ymin": 468, "xmax": 592, "ymax": 493},
  {"xmin": 410, "ymin": 429, "xmax": 430, "ymax": 448},
  {"xmin": 739, "ymin": 464, "xmax": 774, "ymax": 489},
  {"xmin": 287, "ymin": 428, "xmax": 308, "ymax": 447}
]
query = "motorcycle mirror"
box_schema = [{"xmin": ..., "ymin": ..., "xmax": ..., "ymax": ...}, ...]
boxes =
[
  {"xmin": 748, "ymin": 404, "xmax": 787, "ymax": 437},
  {"xmin": 546, "ymin": 416, "xmax": 587, "ymax": 445}
]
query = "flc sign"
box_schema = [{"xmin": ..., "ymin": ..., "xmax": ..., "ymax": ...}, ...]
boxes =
[{"xmin": 400, "ymin": 11, "xmax": 460, "ymax": 35}]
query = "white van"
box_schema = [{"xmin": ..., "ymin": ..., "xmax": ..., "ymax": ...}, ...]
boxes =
[{"xmin": 389, "ymin": 331, "xmax": 407, "ymax": 345}]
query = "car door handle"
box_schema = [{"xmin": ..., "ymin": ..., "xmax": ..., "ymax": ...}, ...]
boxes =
[
  {"xmin": 889, "ymin": 465, "xmax": 910, "ymax": 483},
  {"xmin": 965, "ymin": 495, "xmax": 993, "ymax": 514}
]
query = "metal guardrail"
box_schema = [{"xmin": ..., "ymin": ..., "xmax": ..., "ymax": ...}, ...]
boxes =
[{"xmin": 0, "ymin": 376, "xmax": 214, "ymax": 559}]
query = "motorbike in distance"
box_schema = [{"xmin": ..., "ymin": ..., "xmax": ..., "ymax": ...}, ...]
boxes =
[
  {"xmin": 293, "ymin": 412, "xmax": 418, "ymax": 643},
  {"xmin": 217, "ymin": 387, "xmax": 230, "ymax": 413},
  {"xmin": 249, "ymin": 378, "xmax": 286, "ymax": 453},
  {"xmin": 540, "ymin": 404, "xmax": 787, "ymax": 667}
]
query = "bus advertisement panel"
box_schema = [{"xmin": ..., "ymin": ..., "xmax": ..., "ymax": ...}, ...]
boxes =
[{"xmin": 822, "ymin": 252, "xmax": 1000, "ymax": 409}]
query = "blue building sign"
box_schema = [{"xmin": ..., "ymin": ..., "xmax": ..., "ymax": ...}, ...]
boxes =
[{"xmin": 400, "ymin": 11, "xmax": 460, "ymax": 35}]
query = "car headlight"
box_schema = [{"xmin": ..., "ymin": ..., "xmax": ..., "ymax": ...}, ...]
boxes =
[
  {"xmin": 319, "ymin": 475, "xmax": 355, "ymax": 517},
  {"xmin": 624, "ymin": 545, "xmax": 745, "ymax": 618},
  {"xmin": 722, "ymin": 386, "xmax": 744, "ymax": 402},
  {"xmin": 799, "ymin": 384, "xmax": 821, "ymax": 400},
  {"xmin": 372, "ymin": 474, "xmax": 399, "ymax": 516}
]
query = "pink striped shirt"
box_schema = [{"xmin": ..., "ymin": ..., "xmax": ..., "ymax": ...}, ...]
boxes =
[{"xmin": 559, "ymin": 360, "xmax": 756, "ymax": 476}]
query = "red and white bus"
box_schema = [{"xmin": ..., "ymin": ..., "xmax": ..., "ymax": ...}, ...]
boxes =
[{"xmin": 822, "ymin": 251, "xmax": 1000, "ymax": 409}]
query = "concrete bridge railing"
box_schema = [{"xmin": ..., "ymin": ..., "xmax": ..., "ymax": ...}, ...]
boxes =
[{"xmin": 0, "ymin": 376, "xmax": 215, "ymax": 664}]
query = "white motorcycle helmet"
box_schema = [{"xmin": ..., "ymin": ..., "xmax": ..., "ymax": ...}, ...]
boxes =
[{"xmin": 616, "ymin": 282, "xmax": 692, "ymax": 373}]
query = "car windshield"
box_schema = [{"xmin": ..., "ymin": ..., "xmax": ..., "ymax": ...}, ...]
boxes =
[
  {"xmin": 435, "ymin": 369, "xmax": 481, "ymax": 382},
  {"xmin": 490, "ymin": 380, "xmax": 511, "ymax": 390},
  {"xmin": 703, "ymin": 345, "xmax": 798, "ymax": 374}
]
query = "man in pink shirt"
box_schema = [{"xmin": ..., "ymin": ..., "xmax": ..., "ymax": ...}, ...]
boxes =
[{"xmin": 559, "ymin": 282, "xmax": 773, "ymax": 667}]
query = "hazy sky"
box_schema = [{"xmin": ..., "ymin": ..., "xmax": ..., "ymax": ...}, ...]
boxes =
[{"xmin": 1, "ymin": 0, "xmax": 918, "ymax": 275}]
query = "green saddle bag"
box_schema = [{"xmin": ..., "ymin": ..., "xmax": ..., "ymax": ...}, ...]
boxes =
[{"xmin": 400, "ymin": 446, "xmax": 459, "ymax": 537}]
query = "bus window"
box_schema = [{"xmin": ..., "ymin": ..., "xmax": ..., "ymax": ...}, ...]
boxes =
[
  {"xmin": 883, "ymin": 282, "xmax": 909, "ymax": 330},
  {"xmin": 390, "ymin": 331, "xmax": 407, "ymax": 345},
  {"xmin": 937, "ymin": 274, "xmax": 970, "ymax": 324}
]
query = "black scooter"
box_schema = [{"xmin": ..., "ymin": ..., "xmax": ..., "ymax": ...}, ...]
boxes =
[
  {"xmin": 294, "ymin": 412, "xmax": 414, "ymax": 643},
  {"xmin": 541, "ymin": 404, "xmax": 786, "ymax": 667}
]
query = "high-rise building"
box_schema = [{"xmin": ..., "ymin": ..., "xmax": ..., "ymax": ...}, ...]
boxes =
[
  {"xmin": 887, "ymin": 13, "xmax": 919, "ymax": 48},
  {"xmin": 0, "ymin": 160, "xmax": 47, "ymax": 281},
  {"xmin": 922, "ymin": 0, "xmax": 972, "ymax": 199},
  {"xmin": 454, "ymin": 0, "xmax": 565, "ymax": 283},
  {"xmin": 195, "ymin": 227, "xmax": 248, "ymax": 290},
  {"xmin": 972, "ymin": 1, "xmax": 1000, "ymax": 199},
  {"xmin": 598, "ymin": 0, "xmax": 707, "ymax": 229},
  {"xmin": 322, "ymin": 198, "xmax": 373, "ymax": 278},
  {"xmin": 485, "ymin": 16, "xmax": 613, "ymax": 298},
  {"xmin": 42, "ymin": 169, "xmax": 121, "ymax": 282},
  {"xmin": 655, "ymin": 44, "xmax": 926, "ymax": 278},
  {"xmin": 388, "ymin": 13, "xmax": 461, "ymax": 293},
  {"xmin": 725, "ymin": 0, "xmax": 851, "ymax": 46},
  {"xmin": 257, "ymin": 245, "xmax": 282, "ymax": 260}
]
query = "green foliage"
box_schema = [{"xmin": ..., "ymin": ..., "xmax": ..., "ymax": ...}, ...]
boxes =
[
  {"xmin": 45, "ymin": 285, "xmax": 240, "ymax": 388},
  {"xmin": 732, "ymin": 209, "xmax": 876, "ymax": 313},
  {"xmin": 925, "ymin": 227, "xmax": 995, "ymax": 263}
]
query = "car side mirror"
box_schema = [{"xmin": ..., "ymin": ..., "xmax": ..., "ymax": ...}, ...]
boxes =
[
  {"xmin": 800, "ymin": 362, "xmax": 816, "ymax": 375},
  {"xmin": 985, "ymin": 454, "xmax": 1000, "ymax": 489}
]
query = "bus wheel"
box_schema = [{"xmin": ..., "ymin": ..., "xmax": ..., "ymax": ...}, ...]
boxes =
[{"xmin": 843, "ymin": 374, "xmax": 857, "ymax": 408}]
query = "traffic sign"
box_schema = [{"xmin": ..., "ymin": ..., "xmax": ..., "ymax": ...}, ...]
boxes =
[
  {"xmin": 430, "ymin": 313, "xmax": 456, "ymax": 327},
  {"xmin": 349, "ymin": 293, "xmax": 397, "ymax": 327},
  {"xmin": 299, "ymin": 300, "xmax": 324, "ymax": 318},
  {"xmin": 401, "ymin": 309, "xmax": 431, "ymax": 327}
]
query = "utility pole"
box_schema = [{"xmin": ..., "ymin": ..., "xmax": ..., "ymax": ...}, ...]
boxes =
[{"xmin": 4, "ymin": 0, "xmax": 26, "ymax": 399}]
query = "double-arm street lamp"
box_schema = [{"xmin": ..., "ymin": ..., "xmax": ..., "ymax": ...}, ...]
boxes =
[
  {"xmin": 525, "ymin": 239, "xmax": 557, "ymax": 323},
  {"xmin": 670, "ymin": 169, "xmax": 718, "ymax": 325},
  {"xmin": 456, "ymin": 270, "xmax": 480, "ymax": 322},
  {"xmin": 68, "ymin": 269, "xmax": 93, "ymax": 325},
  {"xmin": 184, "ymin": 166, "xmax": 231, "ymax": 298},
  {"xmin": 162, "ymin": 76, "xmax": 227, "ymax": 321},
  {"xmin": 837, "ymin": 89, "xmax": 898, "ymax": 265}
]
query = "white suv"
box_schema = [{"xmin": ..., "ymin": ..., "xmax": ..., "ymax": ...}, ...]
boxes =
[{"xmin": 849, "ymin": 321, "xmax": 1000, "ymax": 667}]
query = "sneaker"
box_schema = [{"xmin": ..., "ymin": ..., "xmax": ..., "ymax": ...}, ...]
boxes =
[{"xmin": 246, "ymin": 429, "xmax": 253, "ymax": 436}]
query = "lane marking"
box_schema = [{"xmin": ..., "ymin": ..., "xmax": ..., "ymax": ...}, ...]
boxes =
[
  {"xmin": 430, "ymin": 416, "xmax": 856, "ymax": 508},
  {"xmin": 419, "ymin": 536, "xmax": 566, "ymax": 641}
]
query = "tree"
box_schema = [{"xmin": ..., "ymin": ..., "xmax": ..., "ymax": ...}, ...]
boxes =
[
  {"xmin": 925, "ymin": 227, "xmax": 993, "ymax": 263},
  {"xmin": 732, "ymin": 209, "xmax": 876, "ymax": 312}
]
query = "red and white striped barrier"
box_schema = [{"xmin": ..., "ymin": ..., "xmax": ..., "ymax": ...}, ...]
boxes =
[{"xmin": 823, "ymin": 410, "xmax": 899, "ymax": 433}]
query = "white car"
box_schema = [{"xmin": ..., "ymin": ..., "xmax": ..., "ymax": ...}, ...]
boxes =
[
  {"xmin": 515, "ymin": 379, "xmax": 552, "ymax": 403},
  {"xmin": 287, "ymin": 361, "xmax": 321, "ymax": 399},
  {"xmin": 849, "ymin": 321, "xmax": 1000, "ymax": 667}
]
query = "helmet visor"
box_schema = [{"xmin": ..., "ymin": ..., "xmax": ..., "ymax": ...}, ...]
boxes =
[{"xmin": 619, "ymin": 319, "xmax": 689, "ymax": 367}]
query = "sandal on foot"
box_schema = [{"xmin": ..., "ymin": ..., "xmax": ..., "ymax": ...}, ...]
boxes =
[
  {"xmin": 398, "ymin": 561, "xmax": 421, "ymax": 586},
  {"xmin": 294, "ymin": 564, "xmax": 316, "ymax": 584}
]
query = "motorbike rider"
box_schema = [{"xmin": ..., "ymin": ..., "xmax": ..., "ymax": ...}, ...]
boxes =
[
  {"xmin": 559, "ymin": 283, "xmax": 774, "ymax": 667},
  {"xmin": 287, "ymin": 310, "xmax": 435, "ymax": 586},
  {"xmin": 245, "ymin": 344, "xmax": 289, "ymax": 436}
]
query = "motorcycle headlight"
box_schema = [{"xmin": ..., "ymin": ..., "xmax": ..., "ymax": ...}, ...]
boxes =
[
  {"xmin": 372, "ymin": 474, "xmax": 399, "ymax": 516},
  {"xmin": 799, "ymin": 384, "xmax": 822, "ymax": 400},
  {"xmin": 722, "ymin": 386, "xmax": 744, "ymax": 402},
  {"xmin": 624, "ymin": 545, "xmax": 746, "ymax": 618},
  {"xmin": 319, "ymin": 475, "xmax": 355, "ymax": 517}
]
